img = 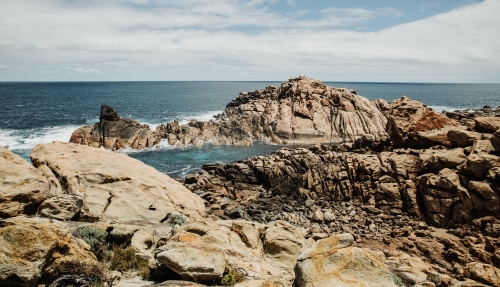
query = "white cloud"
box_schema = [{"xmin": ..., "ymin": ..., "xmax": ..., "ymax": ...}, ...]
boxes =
[
  {"xmin": 0, "ymin": 0, "xmax": 498, "ymax": 82},
  {"xmin": 66, "ymin": 68, "xmax": 102, "ymax": 74}
]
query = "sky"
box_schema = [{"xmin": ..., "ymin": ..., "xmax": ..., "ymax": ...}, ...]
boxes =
[{"xmin": 0, "ymin": 0, "xmax": 499, "ymax": 82}]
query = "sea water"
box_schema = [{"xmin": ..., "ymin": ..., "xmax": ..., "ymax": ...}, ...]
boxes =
[{"xmin": 1, "ymin": 81, "xmax": 499, "ymax": 178}]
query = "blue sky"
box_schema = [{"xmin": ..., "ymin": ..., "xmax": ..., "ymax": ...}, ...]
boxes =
[{"xmin": 0, "ymin": 0, "xmax": 498, "ymax": 82}]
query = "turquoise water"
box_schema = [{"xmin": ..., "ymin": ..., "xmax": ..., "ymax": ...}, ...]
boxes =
[{"xmin": 1, "ymin": 81, "xmax": 499, "ymax": 177}]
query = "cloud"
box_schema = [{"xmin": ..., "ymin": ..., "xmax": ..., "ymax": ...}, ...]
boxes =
[
  {"xmin": 0, "ymin": 0, "xmax": 498, "ymax": 82},
  {"xmin": 66, "ymin": 67, "xmax": 102, "ymax": 74}
]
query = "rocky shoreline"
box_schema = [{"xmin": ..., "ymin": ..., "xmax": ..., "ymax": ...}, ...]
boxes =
[
  {"xmin": 69, "ymin": 76, "xmax": 389, "ymax": 150},
  {"xmin": 2, "ymin": 77, "xmax": 500, "ymax": 287}
]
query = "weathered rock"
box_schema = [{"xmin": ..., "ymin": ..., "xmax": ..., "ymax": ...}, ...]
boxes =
[
  {"xmin": 156, "ymin": 241, "xmax": 226, "ymax": 282},
  {"xmin": 385, "ymin": 251, "xmax": 433, "ymax": 286},
  {"xmin": 150, "ymin": 281, "xmax": 208, "ymax": 287},
  {"xmin": 448, "ymin": 129, "xmax": 484, "ymax": 148},
  {"xmin": 30, "ymin": 142, "xmax": 205, "ymax": 222},
  {"xmin": 474, "ymin": 117, "xmax": 500, "ymax": 133},
  {"xmin": 155, "ymin": 219, "xmax": 309, "ymax": 284},
  {"xmin": 0, "ymin": 216, "xmax": 98, "ymax": 287},
  {"xmin": 37, "ymin": 194, "xmax": 83, "ymax": 221},
  {"xmin": 384, "ymin": 96, "xmax": 463, "ymax": 149},
  {"xmin": 156, "ymin": 119, "xmax": 252, "ymax": 147},
  {"xmin": 470, "ymin": 140, "xmax": 495, "ymax": 156},
  {"xmin": 294, "ymin": 233, "xmax": 398, "ymax": 287},
  {"xmin": 0, "ymin": 146, "xmax": 57, "ymax": 218},
  {"xmin": 100, "ymin": 104, "xmax": 119, "ymax": 121},
  {"xmin": 70, "ymin": 105, "xmax": 160, "ymax": 150},
  {"xmin": 460, "ymin": 152, "xmax": 500, "ymax": 180},
  {"xmin": 418, "ymin": 169, "xmax": 471, "ymax": 226},
  {"xmin": 492, "ymin": 130, "xmax": 500, "ymax": 152},
  {"xmin": 262, "ymin": 220, "xmax": 309, "ymax": 271},
  {"xmin": 221, "ymin": 76, "xmax": 388, "ymax": 145},
  {"xmin": 420, "ymin": 147, "xmax": 467, "ymax": 172},
  {"xmin": 465, "ymin": 262, "xmax": 500, "ymax": 287}
]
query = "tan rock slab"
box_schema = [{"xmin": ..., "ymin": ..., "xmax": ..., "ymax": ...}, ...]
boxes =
[
  {"xmin": 30, "ymin": 142, "xmax": 205, "ymax": 223},
  {"xmin": 0, "ymin": 146, "xmax": 56, "ymax": 218},
  {"xmin": 294, "ymin": 233, "xmax": 398, "ymax": 287}
]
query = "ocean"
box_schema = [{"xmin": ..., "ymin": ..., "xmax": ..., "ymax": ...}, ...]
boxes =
[{"xmin": 1, "ymin": 81, "xmax": 499, "ymax": 178}]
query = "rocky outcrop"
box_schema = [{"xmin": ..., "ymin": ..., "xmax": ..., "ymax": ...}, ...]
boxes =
[
  {"xmin": 0, "ymin": 146, "xmax": 57, "ymax": 218},
  {"xmin": 382, "ymin": 96, "xmax": 463, "ymax": 149},
  {"xmin": 220, "ymin": 76, "xmax": 388, "ymax": 145},
  {"xmin": 0, "ymin": 216, "xmax": 98, "ymax": 287},
  {"xmin": 465, "ymin": 262, "xmax": 500, "ymax": 287},
  {"xmin": 154, "ymin": 218, "xmax": 310, "ymax": 284},
  {"xmin": 445, "ymin": 105, "xmax": 500, "ymax": 129},
  {"xmin": 37, "ymin": 194, "xmax": 83, "ymax": 221},
  {"xmin": 30, "ymin": 142, "xmax": 205, "ymax": 222},
  {"xmin": 492, "ymin": 130, "xmax": 500, "ymax": 151},
  {"xmin": 474, "ymin": 117, "xmax": 500, "ymax": 133},
  {"xmin": 155, "ymin": 119, "xmax": 252, "ymax": 147},
  {"xmin": 70, "ymin": 105, "xmax": 160, "ymax": 150},
  {"xmin": 295, "ymin": 233, "xmax": 398, "ymax": 287}
]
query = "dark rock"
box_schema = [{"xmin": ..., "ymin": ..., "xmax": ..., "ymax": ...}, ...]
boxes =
[{"xmin": 100, "ymin": 104, "xmax": 119, "ymax": 121}]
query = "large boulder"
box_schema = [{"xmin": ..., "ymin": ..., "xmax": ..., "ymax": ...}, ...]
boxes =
[
  {"xmin": 70, "ymin": 105, "xmax": 160, "ymax": 150},
  {"xmin": 0, "ymin": 216, "xmax": 98, "ymax": 287},
  {"xmin": 465, "ymin": 262, "xmax": 500, "ymax": 287},
  {"xmin": 221, "ymin": 76, "xmax": 388, "ymax": 145},
  {"xmin": 460, "ymin": 152, "xmax": 500, "ymax": 180},
  {"xmin": 0, "ymin": 146, "xmax": 57, "ymax": 218},
  {"xmin": 155, "ymin": 219, "xmax": 310, "ymax": 284},
  {"xmin": 492, "ymin": 130, "xmax": 500, "ymax": 152},
  {"xmin": 30, "ymin": 142, "xmax": 205, "ymax": 222},
  {"xmin": 383, "ymin": 96, "xmax": 463, "ymax": 149},
  {"xmin": 474, "ymin": 117, "xmax": 500, "ymax": 133},
  {"xmin": 419, "ymin": 147, "xmax": 467, "ymax": 172},
  {"xmin": 294, "ymin": 233, "xmax": 398, "ymax": 287},
  {"xmin": 448, "ymin": 129, "xmax": 484, "ymax": 148},
  {"xmin": 37, "ymin": 194, "xmax": 84, "ymax": 221},
  {"xmin": 417, "ymin": 169, "xmax": 471, "ymax": 227}
]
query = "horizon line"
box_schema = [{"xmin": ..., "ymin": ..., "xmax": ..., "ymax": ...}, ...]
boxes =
[{"xmin": 1, "ymin": 80, "xmax": 499, "ymax": 85}]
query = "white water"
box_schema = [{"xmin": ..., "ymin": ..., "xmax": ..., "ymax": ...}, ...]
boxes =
[
  {"xmin": 429, "ymin": 105, "xmax": 461, "ymax": 112},
  {"xmin": 1, "ymin": 110, "xmax": 223, "ymax": 152}
]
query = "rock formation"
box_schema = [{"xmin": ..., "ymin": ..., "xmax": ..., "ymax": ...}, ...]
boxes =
[
  {"xmin": 70, "ymin": 105, "xmax": 160, "ymax": 150},
  {"xmin": 70, "ymin": 76, "xmax": 390, "ymax": 150},
  {"xmin": 0, "ymin": 216, "xmax": 98, "ymax": 287},
  {"xmin": 6, "ymin": 78, "xmax": 500, "ymax": 286},
  {"xmin": 154, "ymin": 218, "xmax": 310, "ymax": 283},
  {"xmin": 155, "ymin": 119, "xmax": 252, "ymax": 147},
  {"xmin": 220, "ymin": 76, "xmax": 388, "ymax": 145},
  {"xmin": 295, "ymin": 233, "xmax": 398, "ymax": 287},
  {"xmin": 180, "ymin": 102, "xmax": 500, "ymax": 286},
  {"xmin": 30, "ymin": 141, "xmax": 205, "ymax": 222},
  {"xmin": 0, "ymin": 146, "xmax": 57, "ymax": 218},
  {"xmin": 380, "ymin": 96, "xmax": 464, "ymax": 149}
]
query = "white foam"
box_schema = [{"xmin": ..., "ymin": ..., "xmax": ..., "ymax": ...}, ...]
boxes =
[
  {"xmin": 429, "ymin": 106, "xmax": 459, "ymax": 112},
  {"xmin": 176, "ymin": 110, "xmax": 222, "ymax": 125},
  {"xmin": 0, "ymin": 125, "xmax": 81, "ymax": 150},
  {"xmin": 116, "ymin": 139, "xmax": 178, "ymax": 155},
  {"xmin": 0, "ymin": 111, "xmax": 223, "ymax": 152}
]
